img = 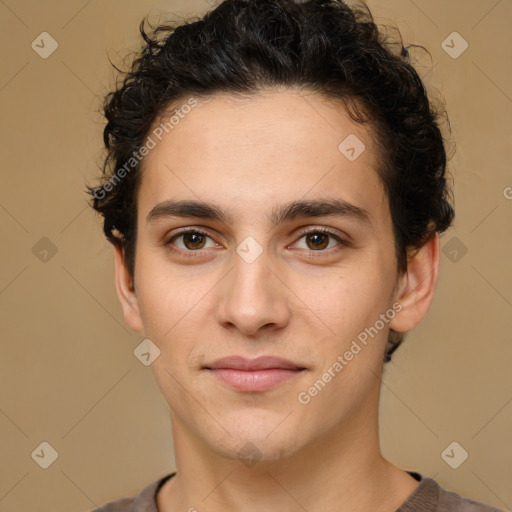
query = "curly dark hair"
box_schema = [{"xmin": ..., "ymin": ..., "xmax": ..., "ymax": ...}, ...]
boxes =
[{"xmin": 86, "ymin": 0, "xmax": 455, "ymax": 362}]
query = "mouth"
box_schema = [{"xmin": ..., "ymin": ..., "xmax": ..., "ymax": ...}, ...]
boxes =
[{"xmin": 203, "ymin": 356, "xmax": 307, "ymax": 392}]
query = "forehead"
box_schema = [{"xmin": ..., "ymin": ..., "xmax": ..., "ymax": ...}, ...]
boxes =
[{"xmin": 138, "ymin": 90, "xmax": 388, "ymax": 226}]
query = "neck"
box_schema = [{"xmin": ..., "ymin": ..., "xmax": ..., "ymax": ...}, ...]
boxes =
[{"xmin": 157, "ymin": 401, "xmax": 419, "ymax": 512}]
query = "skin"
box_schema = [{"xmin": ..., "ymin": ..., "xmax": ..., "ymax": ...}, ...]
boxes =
[{"xmin": 114, "ymin": 90, "xmax": 440, "ymax": 512}]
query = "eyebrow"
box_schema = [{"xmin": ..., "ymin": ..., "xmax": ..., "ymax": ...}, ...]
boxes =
[{"xmin": 146, "ymin": 198, "xmax": 371, "ymax": 227}]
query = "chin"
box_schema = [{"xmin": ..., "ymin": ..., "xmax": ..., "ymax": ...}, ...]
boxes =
[
  {"xmin": 213, "ymin": 437, "xmax": 301, "ymax": 466},
  {"xmin": 205, "ymin": 414, "xmax": 304, "ymax": 464}
]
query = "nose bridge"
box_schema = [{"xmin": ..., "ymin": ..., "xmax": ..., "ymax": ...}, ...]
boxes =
[{"xmin": 215, "ymin": 241, "xmax": 290, "ymax": 335}]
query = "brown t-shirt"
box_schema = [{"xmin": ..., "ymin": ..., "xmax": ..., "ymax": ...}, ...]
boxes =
[{"xmin": 90, "ymin": 471, "xmax": 505, "ymax": 512}]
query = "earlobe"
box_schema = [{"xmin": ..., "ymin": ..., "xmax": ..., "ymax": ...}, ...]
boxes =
[
  {"xmin": 389, "ymin": 233, "xmax": 440, "ymax": 333},
  {"xmin": 113, "ymin": 243, "xmax": 144, "ymax": 333}
]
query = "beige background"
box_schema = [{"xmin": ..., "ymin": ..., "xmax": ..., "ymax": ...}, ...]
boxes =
[{"xmin": 0, "ymin": 0, "xmax": 511, "ymax": 510}]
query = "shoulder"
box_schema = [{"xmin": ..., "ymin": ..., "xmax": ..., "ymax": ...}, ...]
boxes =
[
  {"xmin": 86, "ymin": 496, "xmax": 135, "ymax": 512},
  {"xmin": 437, "ymin": 484, "xmax": 506, "ymax": 512},
  {"xmin": 400, "ymin": 471, "xmax": 505, "ymax": 512},
  {"xmin": 83, "ymin": 472, "xmax": 175, "ymax": 512}
]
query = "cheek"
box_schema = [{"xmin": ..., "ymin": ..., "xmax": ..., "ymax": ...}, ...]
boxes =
[
  {"xmin": 134, "ymin": 256, "xmax": 219, "ymax": 393},
  {"xmin": 134, "ymin": 250, "xmax": 215, "ymax": 339},
  {"xmin": 305, "ymin": 266, "xmax": 391, "ymax": 341}
]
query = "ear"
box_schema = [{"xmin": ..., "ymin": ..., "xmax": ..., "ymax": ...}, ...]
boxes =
[
  {"xmin": 389, "ymin": 232, "xmax": 440, "ymax": 333},
  {"xmin": 113, "ymin": 243, "xmax": 144, "ymax": 333}
]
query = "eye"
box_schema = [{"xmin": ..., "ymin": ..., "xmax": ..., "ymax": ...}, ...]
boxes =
[
  {"xmin": 166, "ymin": 228, "xmax": 218, "ymax": 251},
  {"xmin": 164, "ymin": 226, "xmax": 348, "ymax": 258},
  {"xmin": 291, "ymin": 227, "xmax": 347, "ymax": 252}
]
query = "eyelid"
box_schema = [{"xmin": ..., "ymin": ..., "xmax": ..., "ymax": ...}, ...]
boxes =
[
  {"xmin": 293, "ymin": 225, "xmax": 349, "ymax": 241},
  {"xmin": 164, "ymin": 226, "xmax": 219, "ymax": 246}
]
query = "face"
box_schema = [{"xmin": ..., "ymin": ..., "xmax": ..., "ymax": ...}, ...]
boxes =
[{"xmin": 115, "ymin": 90, "xmax": 431, "ymax": 465}]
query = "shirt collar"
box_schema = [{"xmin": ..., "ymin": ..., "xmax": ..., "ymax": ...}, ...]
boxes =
[{"xmin": 128, "ymin": 470, "xmax": 437, "ymax": 512}]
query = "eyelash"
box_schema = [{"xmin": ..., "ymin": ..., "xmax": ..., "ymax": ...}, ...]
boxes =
[{"xmin": 164, "ymin": 226, "xmax": 349, "ymax": 259}]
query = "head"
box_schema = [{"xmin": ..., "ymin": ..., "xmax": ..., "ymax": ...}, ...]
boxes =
[{"xmin": 87, "ymin": 0, "xmax": 454, "ymax": 463}]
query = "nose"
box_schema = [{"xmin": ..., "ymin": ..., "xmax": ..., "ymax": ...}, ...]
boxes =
[{"xmin": 214, "ymin": 247, "xmax": 291, "ymax": 338}]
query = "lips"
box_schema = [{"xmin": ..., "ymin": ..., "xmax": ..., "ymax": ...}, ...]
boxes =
[
  {"xmin": 205, "ymin": 356, "xmax": 305, "ymax": 371},
  {"xmin": 204, "ymin": 356, "xmax": 306, "ymax": 392}
]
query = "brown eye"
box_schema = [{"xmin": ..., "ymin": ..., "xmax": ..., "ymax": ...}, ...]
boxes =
[
  {"xmin": 292, "ymin": 228, "xmax": 344, "ymax": 252},
  {"xmin": 182, "ymin": 232, "xmax": 207, "ymax": 250},
  {"xmin": 305, "ymin": 232, "xmax": 329, "ymax": 250},
  {"xmin": 167, "ymin": 229, "xmax": 217, "ymax": 252}
]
